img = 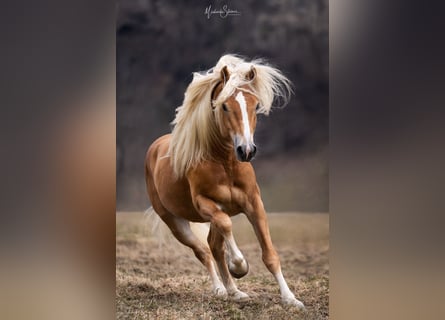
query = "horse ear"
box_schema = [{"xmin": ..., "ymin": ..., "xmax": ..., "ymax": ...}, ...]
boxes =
[
  {"xmin": 246, "ymin": 66, "xmax": 256, "ymax": 81},
  {"xmin": 220, "ymin": 66, "xmax": 230, "ymax": 85}
]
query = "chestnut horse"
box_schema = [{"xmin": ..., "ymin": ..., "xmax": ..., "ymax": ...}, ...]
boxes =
[{"xmin": 145, "ymin": 55, "xmax": 304, "ymax": 309}]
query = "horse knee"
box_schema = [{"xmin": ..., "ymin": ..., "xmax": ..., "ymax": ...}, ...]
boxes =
[{"xmin": 211, "ymin": 213, "xmax": 232, "ymax": 234}]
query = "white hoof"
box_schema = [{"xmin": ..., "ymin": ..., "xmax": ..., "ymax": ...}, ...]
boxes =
[
  {"xmin": 213, "ymin": 286, "xmax": 228, "ymax": 297},
  {"xmin": 282, "ymin": 296, "xmax": 305, "ymax": 310},
  {"xmin": 231, "ymin": 290, "xmax": 250, "ymax": 301}
]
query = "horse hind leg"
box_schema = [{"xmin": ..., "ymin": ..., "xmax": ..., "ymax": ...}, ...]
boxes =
[
  {"xmin": 153, "ymin": 206, "xmax": 227, "ymax": 297},
  {"xmin": 145, "ymin": 169, "xmax": 225, "ymax": 294}
]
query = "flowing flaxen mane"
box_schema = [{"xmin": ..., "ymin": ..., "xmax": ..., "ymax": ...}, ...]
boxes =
[{"xmin": 169, "ymin": 54, "xmax": 293, "ymax": 178}]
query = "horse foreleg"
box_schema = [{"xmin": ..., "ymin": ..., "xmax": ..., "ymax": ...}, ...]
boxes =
[
  {"xmin": 195, "ymin": 196, "xmax": 249, "ymax": 300},
  {"xmin": 247, "ymin": 197, "xmax": 305, "ymax": 309},
  {"xmin": 208, "ymin": 223, "xmax": 249, "ymax": 300}
]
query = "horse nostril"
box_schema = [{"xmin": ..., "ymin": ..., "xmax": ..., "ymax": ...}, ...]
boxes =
[
  {"xmin": 251, "ymin": 145, "xmax": 257, "ymax": 156},
  {"xmin": 236, "ymin": 146, "xmax": 244, "ymax": 158}
]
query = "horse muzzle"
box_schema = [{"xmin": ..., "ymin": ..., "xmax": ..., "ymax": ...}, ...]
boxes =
[{"xmin": 236, "ymin": 143, "xmax": 257, "ymax": 162}]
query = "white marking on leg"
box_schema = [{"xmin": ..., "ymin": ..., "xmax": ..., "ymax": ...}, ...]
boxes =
[
  {"xmin": 226, "ymin": 234, "xmax": 244, "ymax": 264},
  {"xmin": 214, "ymin": 234, "xmax": 249, "ymax": 300},
  {"xmin": 275, "ymin": 269, "xmax": 305, "ymax": 309},
  {"xmin": 209, "ymin": 260, "xmax": 227, "ymax": 296},
  {"xmin": 213, "ymin": 249, "xmax": 246, "ymax": 297},
  {"xmin": 225, "ymin": 234, "xmax": 249, "ymax": 278},
  {"xmin": 275, "ymin": 270, "xmax": 294, "ymax": 299}
]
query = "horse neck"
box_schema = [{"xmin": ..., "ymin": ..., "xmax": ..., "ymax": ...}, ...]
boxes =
[{"xmin": 207, "ymin": 129, "xmax": 236, "ymax": 165}]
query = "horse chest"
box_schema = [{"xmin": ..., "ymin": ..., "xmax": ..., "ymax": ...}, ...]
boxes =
[
  {"xmin": 204, "ymin": 183, "xmax": 248, "ymax": 215},
  {"xmin": 189, "ymin": 161, "xmax": 256, "ymax": 215}
]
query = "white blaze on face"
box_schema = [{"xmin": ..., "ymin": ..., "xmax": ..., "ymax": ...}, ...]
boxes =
[{"xmin": 235, "ymin": 91, "xmax": 252, "ymax": 145}]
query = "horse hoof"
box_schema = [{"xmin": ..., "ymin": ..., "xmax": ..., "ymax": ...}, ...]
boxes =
[
  {"xmin": 231, "ymin": 290, "xmax": 250, "ymax": 301},
  {"xmin": 282, "ymin": 297, "xmax": 305, "ymax": 310},
  {"xmin": 228, "ymin": 260, "xmax": 249, "ymax": 279},
  {"xmin": 213, "ymin": 286, "xmax": 228, "ymax": 297}
]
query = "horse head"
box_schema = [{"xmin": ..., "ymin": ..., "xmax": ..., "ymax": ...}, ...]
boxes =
[{"xmin": 212, "ymin": 66, "xmax": 259, "ymax": 162}]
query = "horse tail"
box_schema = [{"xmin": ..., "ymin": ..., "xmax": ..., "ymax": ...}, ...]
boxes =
[
  {"xmin": 144, "ymin": 207, "xmax": 210, "ymax": 247},
  {"xmin": 143, "ymin": 207, "xmax": 173, "ymax": 247}
]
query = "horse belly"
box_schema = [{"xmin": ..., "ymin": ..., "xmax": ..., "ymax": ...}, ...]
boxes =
[{"xmin": 160, "ymin": 184, "xmax": 204, "ymax": 222}]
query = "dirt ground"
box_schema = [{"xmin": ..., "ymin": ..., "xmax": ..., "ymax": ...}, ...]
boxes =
[{"xmin": 116, "ymin": 212, "xmax": 329, "ymax": 319}]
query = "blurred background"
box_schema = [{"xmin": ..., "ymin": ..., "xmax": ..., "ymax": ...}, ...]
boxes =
[
  {"xmin": 117, "ymin": 0, "xmax": 329, "ymax": 212},
  {"xmin": 3, "ymin": 0, "xmax": 445, "ymax": 319}
]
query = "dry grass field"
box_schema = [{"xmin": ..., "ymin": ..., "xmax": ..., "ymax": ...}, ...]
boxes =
[{"xmin": 116, "ymin": 212, "xmax": 329, "ymax": 319}]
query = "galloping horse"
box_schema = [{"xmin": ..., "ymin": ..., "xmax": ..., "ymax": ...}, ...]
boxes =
[{"xmin": 145, "ymin": 54, "xmax": 304, "ymax": 309}]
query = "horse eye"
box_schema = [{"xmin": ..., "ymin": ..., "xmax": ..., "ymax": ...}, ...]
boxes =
[{"xmin": 222, "ymin": 104, "xmax": 229, "ymax": 112}]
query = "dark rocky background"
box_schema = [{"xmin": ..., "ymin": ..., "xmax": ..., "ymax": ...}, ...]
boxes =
[{"xmin": 117, "ymin": 0, "xmax": 328, "ymax": 212}]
